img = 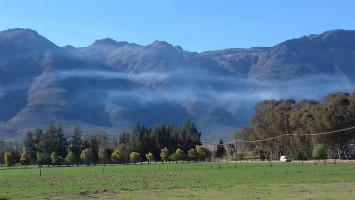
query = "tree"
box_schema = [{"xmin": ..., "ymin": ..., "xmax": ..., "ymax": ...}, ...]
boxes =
[
  {"xmin": 33, "ymin": 128, "xmax": 44, "ymax": 162},
  {"xmin": 322, "ymin": 94, "xmax": 352, "ymax": 159},
  {"xmin": 180, "ymin": 121, "xmax": 201, "ymax": 152},
  {"xmin": 130, "ymin": 152, "xmax": 141, "ymax": 164},
  {"xmin": 66, "ymin": 151, "xmax": 76, "ymax": 166},
  {"xmin": 0, "ymin": 151, "xmax": 3, "ymax": 165},
  {"xmin": 312, "ymin": 145, "xmax": 327, "ymax": 160},
  {"xmin": 249, "ymin": 99, "xmax": 295, "ymax": 160},
  {"xmin": 36, "ymin": 152, "xmax": 46, "ymax": 167},
  {"xmin": 169, "ymin": 153, "xmax": 179, "ymax": 163},
  {"xmin": 69, "ymin": 126, "xmax": 82, "ymax": 166},
  {"xmin": 55, "ymin": 125, "xmax": 68, "ymax": 159},
  {"xmin": 9, "ymin": 145, "xmax": 21, "ymax": 165},
  {"xmin": 80, "ymin": 148, "xmax": 93, "ymax": 166},
  {"xmin": 5, "ymin": 152, "xmax": 14, "ymax": 168},
  {"xmin": 226, "ymin": 144, "xmax": 236, "ymax": 160},
  {"xmin": 187, "ymin": 149, "xmax": 197, "ymax": 162},
  {"xmin": 146, "ymin": 152, "xmax": 154, "ymax": 164},
  {"xmin": 111, "ymin": 149, "xmax": 123, "ymax": 163},
  {"xmin": 116, "ymin": 143, "xmax": 131, "ymax": 163},
  {"xmin": 176, "ymin": 148, "xmax": 185, "ymax": 162},
  {"xmin": 216, "ymin": 139, "xmax": 226, "ymax": 159},
  {"xmin": 40, "ymin": 124, "xmax": 57, "ymax": 165},
  {"xmin": 51, "ymin": 152, "xmax": 61, "ymax": 166},
  {"xmin": 234, "ymin": 126, "xmax": 254, "ymax": 156},
  {"xmin": 98, "ymin": 148, "xmax": 111, "ymax": 165},
  {"xmin": 130, "ymin": 123, "xmax": 145, "ymax": 159},
  {"xmin": 196, "ymin": 145, "xmax": 211, "ymax": 161},
  {"xmin": 150, "ymin": 124, "xmax": 168, "ymax": 159},
  {"xmin": 289, "ymin": 106, "xmax": 315, "ymax": 160},
  {"xmin": 20, "ymin": 151, "xmax": 31, "ymax": 168},
  {"xmin": 82, "ymin": 134, "xmax": 100, "ymax": 164},
  {"xmin": 24, "ymin": 131, "xmax": 37, "ymax": 164},
  {"xmin": 160, "ymin": 147, "xmax": 170, "ymax": 163}
]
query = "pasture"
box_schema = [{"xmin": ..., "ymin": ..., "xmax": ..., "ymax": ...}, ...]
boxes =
[{"xmin": 0, "ymin": 161, "xmax": 354, "ymax": 199}]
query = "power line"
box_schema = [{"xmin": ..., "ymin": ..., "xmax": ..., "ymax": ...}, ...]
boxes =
[
  {"xmin": 202, "ymin": 126, "xmax": 355, "ymax": 145},
  {"xmin": 235, "ymin": 126, "xmax": 355, "ymax": 143}
]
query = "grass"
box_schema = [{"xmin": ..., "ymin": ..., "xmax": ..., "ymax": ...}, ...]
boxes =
[{"xmin": 0, "ymin": 161, "xmax": 354, "ymax": 199}]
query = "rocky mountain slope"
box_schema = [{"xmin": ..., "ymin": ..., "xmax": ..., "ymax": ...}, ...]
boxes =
[{"xmin": 0, "ymin": 28, "xmax": 354, "ymax": 141}]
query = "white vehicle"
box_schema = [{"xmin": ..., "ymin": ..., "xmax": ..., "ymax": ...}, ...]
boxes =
[{"xmin": 280, "ymin": 155, "xmax": 291, "ymax": 162}]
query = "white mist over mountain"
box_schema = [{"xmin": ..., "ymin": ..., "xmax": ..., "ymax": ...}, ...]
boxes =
[{"xmin": 0, "ymin": 28, "xmax": 354, "ymax": 141}]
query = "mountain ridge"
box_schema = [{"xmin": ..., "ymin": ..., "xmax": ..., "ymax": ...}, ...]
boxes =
[{"xmin": 0, "ymin": 28, "xmax": 354, "ymax": 141}]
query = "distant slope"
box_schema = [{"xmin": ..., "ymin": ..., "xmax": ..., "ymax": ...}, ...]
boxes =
[{"xmin": 0, "ymin": 28, "xmax": 354, "ymax": 141}]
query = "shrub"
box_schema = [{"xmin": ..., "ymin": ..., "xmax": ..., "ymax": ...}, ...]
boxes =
[{"xmin": 312, "ymin": 145, "xmax": 327, "ymax": 160}]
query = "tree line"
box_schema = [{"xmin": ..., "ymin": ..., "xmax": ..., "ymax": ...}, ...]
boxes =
[
  {"xmin": 235, "ymin": 91, "xmax": 355, "ymax": 160},
  {"xmin": 1, "ymin": 121, "xmax": 219, "ymax": 167}
]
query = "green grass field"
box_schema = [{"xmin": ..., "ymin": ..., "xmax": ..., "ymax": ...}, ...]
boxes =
[{"xmin": 0, "ymin": 161, "xmax": 354, "ymax": 200}]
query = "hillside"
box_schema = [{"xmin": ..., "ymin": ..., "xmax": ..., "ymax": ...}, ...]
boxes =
[{"xmin": 0, "ymin": 29, "xmax": 354, "ymax": 140}]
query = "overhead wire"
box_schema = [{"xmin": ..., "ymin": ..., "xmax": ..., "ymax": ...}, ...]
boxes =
[
  {"xmin": 235, "ymin": 126, "xmax": 355, "ymax": 143},
  {"xmin": 203, "ymin": 126, "xmax": 355, "ymax": 145}
]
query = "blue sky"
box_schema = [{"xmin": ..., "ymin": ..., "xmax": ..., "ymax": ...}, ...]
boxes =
[{"xmin": 1, "ymin": 0, "xmax": 355, "ymax": 52}]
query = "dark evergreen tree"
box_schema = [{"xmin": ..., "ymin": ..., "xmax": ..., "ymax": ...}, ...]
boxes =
[
  {"xmin": 119, "ymin": 131, "xmax": 131, "ymax": 144},
  {"xmin": 55, "ymin": 125, "xmax": 68, "ymax": 159},
  {"xmin": 180, "ymin": 121, "xmax": 201, "ymax": 152},
  {"xmin": 83, "ymin": 134, "xmax": 100, "ymax": 164},
  {"xmin": 39, "ymin": 124, "xmax": 57, "ymax": 164},
  {"xmin": 24, "ymin": 131, "xmax": 37, "ymax": 163},
  {"xmin": 150, "ymin": 124, "xmax": 167, "ymax": 159},
  {"xmin": 216, "ymin": 139, "xmax": 226, "ymax": 159},
  {"xmin": 69, "ymin": 126, "xmax": 82, "ymax": 165},
  {"xmin": 130, "ymin": 122, "xmax": 143, "ymax": 154},
  {"xmin": 33, "ymin": 128, "xmax": 43, "ymax": 153}
]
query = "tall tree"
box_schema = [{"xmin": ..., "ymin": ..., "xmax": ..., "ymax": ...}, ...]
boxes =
[
  {"xmin": 289, "ymin": 106, "xmax": 317, "ymax": 160},
  {"xmin": 321, "ymin": 93, "xmax": 352, "ymax": 158},
  {"xmin": 249, "ymin": 99, "xmax": 295, "ymax": 160},
  {"xmin": 23, "ymin": 131, "xmax": 37, "ymax": 164},
  {"xmin": 69, "ymin": 126, "xmax": 82, "ymax": 165},
  {"xmin": 40, "ymin": 124, "xmax": 57, "ymax": 164},
  {"xmin": 180, "ymin": 121, "xmax": 201, "ymax": 152},
  {"xmin": 33, "ymin": 128, "xmax": 43, "ymax": 156},
  {"xmin": 55, "ymin": 125, "xmax": 68, "ymax": 159},
  {"xmin": 83, "ymin": 133, "xmax": 100, "ymax": 164},
  {"xmin": 150, "ymin": 124, "xmax": 167, "ymax": 159}
]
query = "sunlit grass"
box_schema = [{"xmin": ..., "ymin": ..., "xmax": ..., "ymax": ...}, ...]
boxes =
[{"xmin": 0, "ymin": 161, "xmax": 354, "ymax": 199}]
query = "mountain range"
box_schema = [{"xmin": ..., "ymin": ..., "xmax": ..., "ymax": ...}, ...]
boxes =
[{"xmin": 0, "ymin": 28, "xmax": 354, "ymax": 141}]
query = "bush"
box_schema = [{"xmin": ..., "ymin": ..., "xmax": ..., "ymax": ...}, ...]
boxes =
[
  {"xmin": 236, "ymin": 153, "xmax": 245, "ymax": 161},
  {"xmin": 169, "ymin": 153, "xmax": 179, "ymax": 162},
  {"xmin": 293, "ymin": 151, "xmax": 306, "ymax": 160},
  {"xmin": 312, "ymin": 145, "xmax": 327, "ymax": 160}
]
